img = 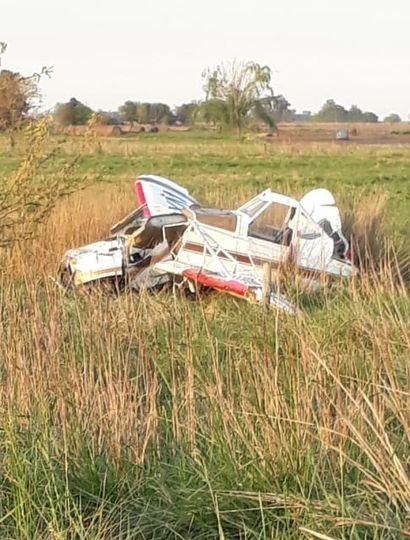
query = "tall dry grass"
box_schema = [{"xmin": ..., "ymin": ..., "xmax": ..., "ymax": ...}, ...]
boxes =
[
  {"xmin": 0, "ymin": 183, "xmax": 408, "ymax": 538},
  {"xmin": 0, "ymin": 269, "xmax": 408, "ymax": 538}
]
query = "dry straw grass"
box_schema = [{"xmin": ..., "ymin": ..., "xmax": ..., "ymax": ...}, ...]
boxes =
[{"xmin": 0, "ymin": 178, "xmax": 408, "ymax": 537}]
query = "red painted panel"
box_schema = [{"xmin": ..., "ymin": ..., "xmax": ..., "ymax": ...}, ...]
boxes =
[
  {"xmin": 182, "ymin": 269, "xmax": 248, "ymax": 297},
  {"xmin": 135, "ymin": 181, "xmax": 151, "ymax": 217}
]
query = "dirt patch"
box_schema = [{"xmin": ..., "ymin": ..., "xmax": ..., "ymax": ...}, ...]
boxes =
[{"xmin": 264, "ymin": 122, "xmax": 410, "ymax": 146}]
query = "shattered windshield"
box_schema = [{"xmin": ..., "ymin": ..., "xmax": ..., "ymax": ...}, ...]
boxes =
[{"xmin": 110, "ymin": 206, "xmax": 146, "ymax": 236}]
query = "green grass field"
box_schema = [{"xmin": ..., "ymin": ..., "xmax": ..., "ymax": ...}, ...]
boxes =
[
  {"xmin": 0, "ymin": 131, "xmax": 409, "ymax": 539},
  {"xmin": 1, "ymin": 131, "xmax": 409, "ymax": 228}
]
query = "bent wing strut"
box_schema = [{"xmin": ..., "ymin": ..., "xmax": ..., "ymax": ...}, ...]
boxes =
[{"xmin": 154, "ymin": 219, "xmax": 295, "ymax": 314}]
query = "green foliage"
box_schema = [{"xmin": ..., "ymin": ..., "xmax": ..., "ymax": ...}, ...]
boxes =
[
  {"xmin": 348, "ymin": 104, "xmax": 365, "ymax": 122},
  {"xmin": 118, "ymin": 100, "xmax": 137, "ymax": 124},
  {"xmin": 0, "ymin": 42, "xmax": 51, "ymax": 146},
  {"xmin": 361, "ymin": 110, "xmax": 379, "ymax": 122},
  {"xmin": 313, "ymin": 99, "xmax": 379, "ymax": 123},
  {"xmin": 0, "ymin": 131, "xmax": 409, "ymax": 537},
  {"xmin": 0, "ymin": 118, "xmax": 84, "ymax": 248},
  {"xmin": 251, "ymin": 98, "xmax": 276, "ymax": 129},
  {"xmin": 196, "ymin": 98, "xmax": 230, "ymax": 129},
  {"xmin": 0, "ymin": 70, "xmax": 31, "ymax": 131},
  {"xmin": 118, "ymin": 101, "xmax": 171, "ymax": 124},
  {"xmin": 54, "ymin": 97, "xmax": 94, "ymax": 126},
  {"xmin": 251, "ymin": 94, "xmax": 292, "ymax": 129},
  {"xmin": 1, "ymin": 130, "xmax": 408, "ymax": 233},
  {"xmin": 174, "ymin": 101, "xmax": 200, "ymax": 125},
  {"xmin": 93, "ymin": 110, "xmax": 120, "ymax": 125},
  {"xmin": 202, "ymin": 60, "xmax": 275, "ymax": 133},
  {"xmin": 314, "ymin": 100, "xmax": 348, "ymax": 122},
  {"xmin": 271, "ymin": 94, "xmax": 292, "ymax": 123},
  {"xmin": 383, "ymin": 113, "xmax": 402, "ymax": 123},
  {"xmin": 147, "ymin": 102, "xmax": 170, "ymax": 124},
  {"xmin": 0, "ymin": 277, "xmax": 408, "ymax": 539}
]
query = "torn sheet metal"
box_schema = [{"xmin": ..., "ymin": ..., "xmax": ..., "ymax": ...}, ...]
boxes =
[{"xmin": 59, "ymin": 175, "xmax": 357, "ymax": 313}]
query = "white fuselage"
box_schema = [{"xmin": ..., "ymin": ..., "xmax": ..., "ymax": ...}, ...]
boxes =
[{"xmin": 60, "ymin": 182, "xmax": 356, "ymax": 289}]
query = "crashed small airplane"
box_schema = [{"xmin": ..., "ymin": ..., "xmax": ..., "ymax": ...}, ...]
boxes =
[{"xmin": 59, "ymin": 175, "xmax": 357, "ymax": 314}]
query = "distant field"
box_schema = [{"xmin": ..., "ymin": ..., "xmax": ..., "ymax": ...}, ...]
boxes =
[
  {"xmin": 0, "ymin": 131, "xmax": 409, "ymax": 539},
  {"xmin": 1, "ymin": 128, "xmax": 409, "ymax": 235},
  {"xmin": 273, "ymin": 121, "xmax": 410, "ymax": 145}
]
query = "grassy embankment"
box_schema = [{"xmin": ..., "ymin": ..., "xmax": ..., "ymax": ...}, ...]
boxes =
[{"xmin": 0, "ymin": 131, "xmax": 409, "ymax": 538}]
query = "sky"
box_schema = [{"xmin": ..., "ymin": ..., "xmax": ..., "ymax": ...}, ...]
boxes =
[{"xmin": 2, "ymin": 0, "xmax": 410, "ymax": 119}]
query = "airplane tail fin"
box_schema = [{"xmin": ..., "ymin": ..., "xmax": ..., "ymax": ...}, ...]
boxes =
[{"xmin": 135, "ymin": 175, "xmax": 199, "ymax": 217}]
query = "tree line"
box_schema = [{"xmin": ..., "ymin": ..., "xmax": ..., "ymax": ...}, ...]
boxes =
[
  {"xmin": 53, "ymin": 95, "xmax": 404, "ymax": 131},
  {"xmin": 0, "ymin": 44, "xmax": 407, "ymax": 137}
]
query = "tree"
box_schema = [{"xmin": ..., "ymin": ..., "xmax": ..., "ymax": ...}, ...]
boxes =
[
  {"xmin": 251, "ymin": 94, "xmax": 291, "ymax": 128},
  {"xmin": 0, "ymin": 118, "xmax": 84, "ymax": 248},
  {"xmin": 312, "ymin": 99, "xmax": 348, "ymax": 122},
  {"xmin": 148, "ymin": 103, "xmax": 171, "ymax": 124},
  {"xmin": 135, "ymin": 102, "xmax": 149, "ymax": 124},
  {"xmin": 361, "ymin": 111, "xmax": 378, "ymax": 123},
  {"xmin": 311, "ymin": 100, "xmax": 379, "ymax": 123},
  {"xmin": 347, "ymin": 105, "xmax": 378, "ymax": 123},
  {"xmin": 196, "ymin": 99, "xmax": 229, "ymax": 129},
  {"xmin": 54, "ymin": 98, "xmax": 93, "ymax": 126},
  {"xmin": 202, "ymin": 60, "xmax": 275, "ymax": 133},
  {"xmin": 348, "ymin": 105, "xmax": 364, "ymax": 122},
  {"xmin": 119, "ymin": 100, "xmax": 137, "ymax": 125},
  {"xmin": 0, "ymin": 70, "xmax": 30, "ymax": 130},
  {"xmin": 272, "ymin": 94, "xmax": 291, "ymax": 123},
  {"xmin": 118, "ymin": 101, "xmax": 171, "ymax": 125},
  {"xmin": 252, "ymin": 98, "xmax": 276, "ymax": 130},
  {"xmin": 174, "ymin": 102, "xmax": 200, "ymax": 125},
  {"xmin": 383, "ymin": 113, "xmax": 401, "ymax": 123},
  {"xmin": 93, "ymin": 110, "xmax": 121, "ymax": 125},
  {"xmin": 0, "ymin": 45, "xmax": 84, "ymax": 248},
  {"xmin": 0, "ymin": 42, "xmax": 50, "ymax": 145}
]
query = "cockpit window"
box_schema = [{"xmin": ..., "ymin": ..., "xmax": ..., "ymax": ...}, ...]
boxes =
[
  {"xmin": 240, "ymin": 199, "xmax": 267, "ymax": 218},
  {"xmin": 248, "ymin": 202, "xmax": 293, "ymax": 245}
]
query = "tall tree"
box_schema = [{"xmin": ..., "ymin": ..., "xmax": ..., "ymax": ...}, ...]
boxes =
[
  {"xmin": 313, "ymin": 99, "xmax": 348, "ymax": 122},
  {"xmin": 93, "ymin": 110, "xmax": 121, "ymax": 125},
  {"xmin": 148, "ymin": 103, "xmax": 171, "ymax": 124},
  {"xmin": 54, "ymin": 98, "xmax": 93, "ymax": 126},
  {"xmin": 119, "ymin": 100, "xmax": 137, "ymax": 125},
  {"xmin": 312, "ymin": 100, "xmax": 379, "ymax": 123},
  {"xmin": 348, "ymin": 105, "xmax": 378, "ymax": 123},
  {"xmin": 361, "ymin": 111, "xmax": 378, "ymax": 123},
  {"xmin": 348, "ymin": 105, "xmax": 364, "ymax": 122},
  {"xmin": 0, "ymin": 70, "xmax": 30, "ymax": 130},
  {"xmin": 174, "ymin": 102, "xmax": 199, "ymax": 125},
  {"xmin": 119, "ymin": 102, "xmax": 171, "ymax": 125},
  {"xmin": 383, "ymin": 113, "xmax": 401, "ymax": 123},
  {"xmin": 202, "ymin": 61, "xmax": 274, "ymax": 133},
  {"xmin": 135, "ymin": 102, "xmax": 150, "ymax": 124},
  {"xmin": 252, "ymin": 98, "xmax": 276, "ymax": 130},
  {"xmin": 0, "ymin": 42, "xmax": 49, "ymax": 145},
  {"xmin": 197, "ymin": 99, "xmax": 229, "ymax": 129}
]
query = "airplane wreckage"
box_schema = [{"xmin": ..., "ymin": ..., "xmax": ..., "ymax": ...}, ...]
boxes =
[{"xmin": 59, "ymin": 175, "xmax": 357, "ymax": 314}]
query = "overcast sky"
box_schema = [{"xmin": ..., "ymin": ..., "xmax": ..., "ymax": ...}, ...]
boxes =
[{"xmin": 2, "ymin": 0, "xmax": 410, "ymax": 119}]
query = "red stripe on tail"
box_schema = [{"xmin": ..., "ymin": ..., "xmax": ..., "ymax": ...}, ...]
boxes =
[{"xmin": 135, "ymin": 181, "xmax": 151, "ymax": 217}]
